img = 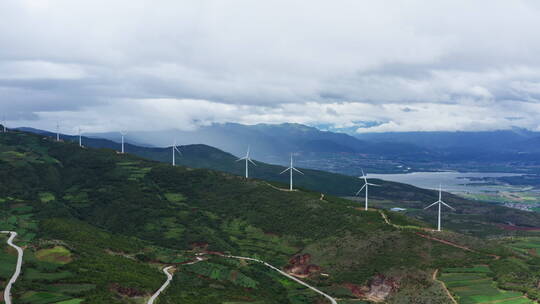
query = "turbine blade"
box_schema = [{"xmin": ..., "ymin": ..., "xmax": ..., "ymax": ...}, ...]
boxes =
[
  {"xmin": 424, "ymin": 201, "xmax": 439, "ymax": 210},
  {"xmin": 356, "ymin": 184, "xmax": 366, "ymax": 195},
  {"xmin": 248, "ymin": 159, "xmax": 257, "ymax": 166},
  {"xmin": 441, "ymin": 201, "xmax": 455, "ymax": 210},
  {"xmin": 236, "ymin": 157, "xmax": 247, "ymax": 162},
  {"xmin": 361, "ymin": 169, "xmax": 368, "ymax": 182},
  {"xmin": 293, "ymin": 167, "xmax": 304, "ymax": 175},
  {"xmin": 174, "ymin": 146, "xmax": 182, "ymax": 155},
  {"xmin": 279, "ymin": 167, "xmax": 290, "ymax": 175},
  {"xmin": 367, "ymin": 183, "xmax": 380, "ymax": 186}
]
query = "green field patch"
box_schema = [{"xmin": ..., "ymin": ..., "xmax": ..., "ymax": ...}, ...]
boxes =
[
  {"xmin": 63, "ymin": 192, "xmax": 89, "ymax": 204},
  {"xmin": 466, "ymin": 291, "xmax": 524, "ymax": 303},
  {"xmin": 164, "ymin": 227, "xmax": 184, "ymax": 239},
  {"xmin": 12, "ymin": 205, "xmax": 34, "ymax": 214},
  {"xmin": 446, "ymin": 278, "xmax": 492, "ymax": 288},
  {"xmin": 1, "ymin": 150, "xmax": 25, "ymax": 159},
  {"xmin": 0, "ymin": 247, "xmax": 17, "ymax": 279},
  {"xmin": 35, "ymin": 246, "xmax": 73, "ymax": 264},
  {"xmin": 222, "ymin": 302, "xmax": 265, "ymax": 304},
  {"xmin": 440, "ymin": 273, "xmax": 487, "ymax": 282},
  {"xmin": 184, "ymin": 262, "xmax": 258, "ymax": 289},
  {"xmin": 19, "ymin": 291, "xmax": 71, "ymax": 304},
  {"xmin": 441, "ymin": 266, "xmax": 530, "ymax": 304},
  {"xmin": 493, "ymin": 297, "xmax": 535, "ymax": 304},
  {"xmin": 443, "ymin": 265, "xmax": 491, "ymax": 273},
  {"xmin": 42, "ymin": 284, "xmax": 96, "ymax": 295},
  {"xmin": 39, "ymin": 192, "xmax": 56, "ymax": 203},
  {"xmin": 164, "ymin": 192, "xmax": 186, "ymax": 203},
  {"xmin": 54, "ymin": 299, "xmax": 84, "ymax": 304},
  {"xmin": 24, "ymin": 268, "xmax": 74, "ymax": 281},
  {"xmin": 221, "ymin": 219, "xmax": 298, "ymax": 259},
  {"xmin": 511, "ymin": 241, "xmax": 540, "ymax": 249},
  {"xmin": 117, "ymin": 161, "xmax": 139, "ymax": 165}
]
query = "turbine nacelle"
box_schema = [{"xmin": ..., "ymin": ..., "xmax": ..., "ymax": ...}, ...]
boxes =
[
  {"xmin": 172, "ymin": 139, "xmax": 182, "ymax": 166},
  {"xmin": 280, "ymin": 166, "xmax": 303, "ymax": 175},
  {"xmin": 424, "ymin": 200, "xmax": 455, "ymax": 211},
  {"xmin": 280, "ymin": 153, "xmax": 304, "ymax": 191},
  {"xmin": 237, "ymin": 145, "xmax": 256, "ymax": 178},
  {"xmin": 355, "ymin": 168, "xmax": 380, "ymax": 211}
]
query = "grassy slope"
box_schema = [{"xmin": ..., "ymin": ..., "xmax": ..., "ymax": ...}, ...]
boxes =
[
  {"xmin": 55, "ymin": 132, "xmax": 540, "ymax": 235},
  {"xmin": 0, "ymin": 130, "xmax": 538, "ymax": 303}
]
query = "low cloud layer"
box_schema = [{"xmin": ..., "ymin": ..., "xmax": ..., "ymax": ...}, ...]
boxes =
[{"xmin": 1, "ymin": 0, "xmax": 540, "ymax": 133}]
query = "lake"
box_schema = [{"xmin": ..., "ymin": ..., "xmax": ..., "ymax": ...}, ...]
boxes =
[{"xmin": 368, "ymin": 171, "xmax": 522, "ymax": 194}]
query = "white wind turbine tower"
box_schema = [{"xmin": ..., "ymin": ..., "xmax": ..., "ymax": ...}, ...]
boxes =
[
  {"xmin": 172, "ymin": 139, "xmax": 182, "ymax": 166},
  {"xmin": 56, "ymin": 122, "xmax": 60, "ymax": 141},
  {"xmin": 424, "ymin": 185, "xmax": 455, "ymax": 232},
  {"xmin": 236, "ymin": 145, "xmax": 256, "ymax": 178},
  {"xmin": 119, "ymin": 131, "xmax": 127, "ymax": 154},
  {"xmin": 78, "ymin": 127, "xmax": 83, "ymax": 147},
  {"xmin": 2, "ymin": 117, "xmax": 6, "ymax": 133},
  {"xmin": 280, "ymin": 153, "xmax": 304, "ymax": 191},
  {"xmin": 356, "ymin": 169, "xmax": 379, "ymax": 211}
]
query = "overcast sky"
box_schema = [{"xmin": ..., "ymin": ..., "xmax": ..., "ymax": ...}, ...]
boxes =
[{"xmin": 1, "ymin": 0, "xmax": 540, "ymax": 134}]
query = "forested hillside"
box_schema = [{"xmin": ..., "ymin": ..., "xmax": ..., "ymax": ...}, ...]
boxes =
[
  {"xmin": 1, "ymin": 129, "xmax": 539, "ymax": 303},
  {"xmin": 25, "ymin": 127, "xmax": 540, "ymax": 235}
]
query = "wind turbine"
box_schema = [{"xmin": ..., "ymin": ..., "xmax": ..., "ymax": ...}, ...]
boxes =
[
  {"xmin": 172, "ymin": 139, "xmax": 182, "ymax": 166},
  {"xmin": 236, "ymin": 145, "xmax": 256, "ymax": 178},
  {"xmin": 78, "ymin": 127, "xmax": 83, "ymax": 147},
  {"xmin": 424, "ymin": 185, "xmax": 455, "ymax": 232},
  {"xmin": 1, "ymin": 116, "xmax": 6, "ymax": 133},
  {"xmin": 280, "ymin": 153, "xmax": 304, "ymax": 191},
  {"xmin": 56, "ymin": 122, "xmax": 60, "ymax": 142},
  {"xmin": 119, "ymin": 131, "xmax": 127, "ymax": 154},
  {"xmin": 356, "ymin": 169, "xmax": 379, "ymax": 211}
]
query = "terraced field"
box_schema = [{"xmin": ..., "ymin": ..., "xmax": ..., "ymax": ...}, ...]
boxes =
[
  {"xmin": 440, "ymin": 266, "xmax": 534, "ymax": 304},
  {"xmin": 506, "ymin": 237, "xmax": 540, "ymax": 256}
]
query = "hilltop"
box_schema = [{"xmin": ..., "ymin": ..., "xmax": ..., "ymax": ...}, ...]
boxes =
[
  {"xmin": 0, "ymin": 129, "xmax": 539, "ymax": 303},
  {"xmin": 19, "ymin": 127, "xmax": 540, "ymax": 236}
]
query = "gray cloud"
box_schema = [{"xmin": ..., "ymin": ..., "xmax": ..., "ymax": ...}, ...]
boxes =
[{"xmin": 1, "ymin": 0, "xmax": 540, "ymax": 133}]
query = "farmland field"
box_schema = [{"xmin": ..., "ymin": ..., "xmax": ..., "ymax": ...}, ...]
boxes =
[
  {"xmin": 506, "ymin": 237, "xmax": 540, "ymax": 256},
  {"xmin": 440, "ymin": 266, "xmax": 534, "ymax": 304}
]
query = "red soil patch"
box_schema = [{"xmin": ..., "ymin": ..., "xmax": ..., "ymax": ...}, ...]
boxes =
[
  {"xmin": 344, "ymin": 274, "xmax": 400, "ymax": 302},
  {"xmin": 283, "ymin": 254, "xmax": 321, "ymax": 278},
  {"xmin": 110, "ymin": 283, "xmax": 146, "ymax": 297},
  {"xmin": 497, "ymin": 224, "xmax": 540, "ymax": 231}
]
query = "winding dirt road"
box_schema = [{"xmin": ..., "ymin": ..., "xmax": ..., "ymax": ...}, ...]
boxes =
[
  {"xmin": 146, "ymin": 257, "xmax": 205, "ymax": 304},
  {"xmin": 147, "ymin": 266, "xmax": 174, "ymax": 304},
  {"xmin": 433, "ymin": 269, "xmax": 458, "ymax": 304},
  {"xmin": 1, "ymin": 231, "xmax": 24, "ymax": 304}
]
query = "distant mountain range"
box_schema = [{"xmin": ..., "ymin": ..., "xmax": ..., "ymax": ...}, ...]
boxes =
[
  {"xmin": 83, "ymin": 123, "xmax": 431, "ymax": 162},
  {"xmin": 18, "ymin": 123, "xmax": 540, "ymax": 174},
  {"xmin": 356, "ymin": 128, "xmax": 540, "ymax": 154}
]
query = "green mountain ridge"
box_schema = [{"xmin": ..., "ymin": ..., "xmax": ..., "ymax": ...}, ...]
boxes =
[
  {"xmin": 0, "ymin": 129, "xmax": 539, "ymax": 303},
  {"xmin": 24, "ymin": 127, "xmax": 540, "ymax": 233}
]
